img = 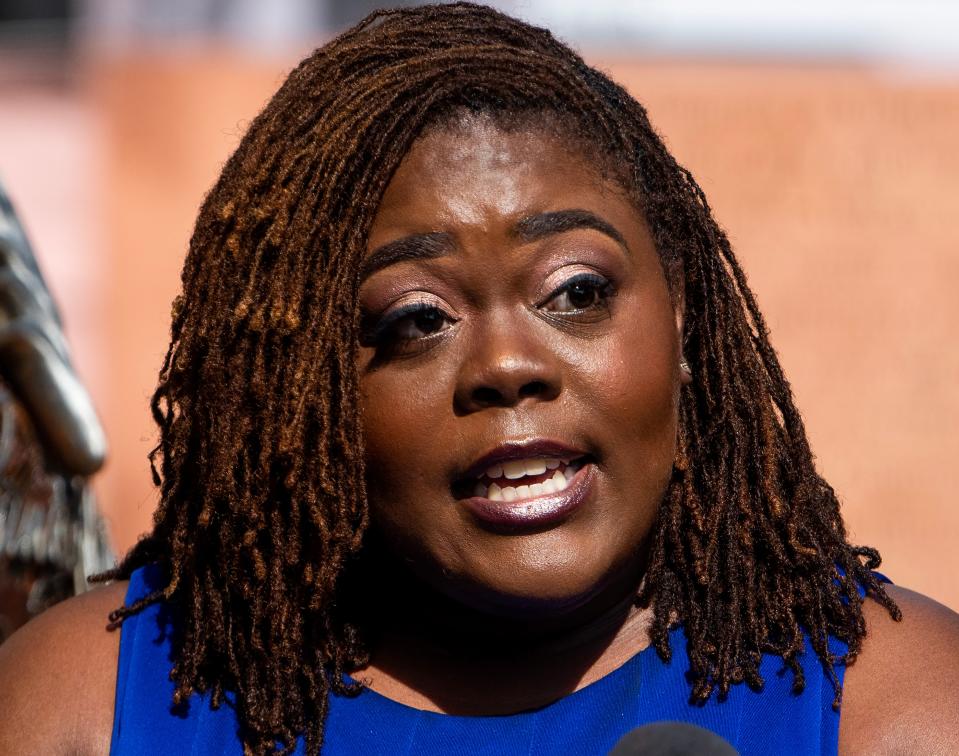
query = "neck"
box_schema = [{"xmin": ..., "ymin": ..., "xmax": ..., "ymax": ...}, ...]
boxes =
[{"xmin": 350, "ymin": 550, "xmax": 654, "ymax": 714}]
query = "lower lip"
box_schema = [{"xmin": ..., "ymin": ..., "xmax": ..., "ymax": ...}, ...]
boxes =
[{"xmin": 459, "ymin": 463, "xmax": 597, "ymax": 532}]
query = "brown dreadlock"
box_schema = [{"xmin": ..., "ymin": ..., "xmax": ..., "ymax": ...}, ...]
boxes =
[{"xmin": 95, "ymin": 3, "xmax": 900, "ymax": 753}]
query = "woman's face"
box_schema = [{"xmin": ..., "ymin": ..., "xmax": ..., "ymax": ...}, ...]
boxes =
[{"xmin": 357, "ymin": 117, "xmax": 686, "ymax": 619}]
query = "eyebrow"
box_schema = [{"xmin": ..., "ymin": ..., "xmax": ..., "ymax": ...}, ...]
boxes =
[
  {"xmin": 359, "ymin": 209, "xmax": 628, "ymax": 281},
  {"xmin": 359, "ymin": 231, "xmax": 455, "ymax": 281},
  {"xmin": 514, "ymin": 209, "xmax": 628, "ymax": 252}
]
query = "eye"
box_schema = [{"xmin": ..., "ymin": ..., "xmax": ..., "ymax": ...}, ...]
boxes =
[
  {"xmin": 361, "ymin": 301, "xmax": 455, "ymax": 347},
  {"xmin": 541, "ymin": 273, "xmax": 613, "ymax": 314}
]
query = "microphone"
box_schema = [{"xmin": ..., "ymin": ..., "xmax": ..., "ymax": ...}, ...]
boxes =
[{"xmin": 608, "ymin": 721, "xmax": 739, "ymax": 755}]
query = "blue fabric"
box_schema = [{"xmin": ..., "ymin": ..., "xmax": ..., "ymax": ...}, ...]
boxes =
[{"xmin": 111, "ymin": 564, "xmax": 856, "ymax": 755}]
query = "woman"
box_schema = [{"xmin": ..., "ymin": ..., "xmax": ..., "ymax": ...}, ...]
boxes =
[{"xmin": 1, "ymin": 3, "xmax": 957, "ymax": 754}]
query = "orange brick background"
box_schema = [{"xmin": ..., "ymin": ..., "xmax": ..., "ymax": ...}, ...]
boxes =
[{"xmin": 2, "ymin": 50, "xmax": 956, "ymax": 609}]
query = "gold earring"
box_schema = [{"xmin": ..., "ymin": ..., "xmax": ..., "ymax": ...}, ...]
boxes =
[{"xmin": 679, "ymin": 359, "xmax": 691, "ymax": 376}]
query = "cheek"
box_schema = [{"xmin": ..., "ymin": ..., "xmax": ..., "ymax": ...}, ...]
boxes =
[
  {"xmin": 573, "ymin": 300, "xmax": 681, "ymax": 484},
  {"xmin": 359, "ymin": 368, "xmax": 475, "ymax": 581},
  {"xmin": 610, "ymin": 348, "xmax": 676, "ymax": 432},
  {"xmin": 358, "ymin": 365, "xmax": 453, "ymax": 525}
]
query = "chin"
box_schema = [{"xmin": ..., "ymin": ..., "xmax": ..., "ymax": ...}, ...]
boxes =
[{"xmin": 435, "ymin": 541, "xmax": 637, "ymax": 620}]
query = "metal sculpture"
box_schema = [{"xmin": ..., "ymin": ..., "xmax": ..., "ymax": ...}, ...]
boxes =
[{"xmin": 0, "ymin": 183, "xmax": 111, "ymax": 641}]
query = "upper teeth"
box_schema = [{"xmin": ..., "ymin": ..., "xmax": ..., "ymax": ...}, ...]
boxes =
[
  {"xmin": 470, "ymin": 456, "xmax": 584, "ymax": 501},
  {"xmin": 487, "ymin": 457, "xmax": 566, "ymax": 480}
]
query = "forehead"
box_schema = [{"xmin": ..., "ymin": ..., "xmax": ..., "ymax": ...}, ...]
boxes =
[{"xmin": 369, "ymin": 117, "xmax": 633, "ymax": 240}]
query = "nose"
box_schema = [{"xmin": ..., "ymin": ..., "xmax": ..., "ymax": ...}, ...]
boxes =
[{"xmin": 453, "ymin": 317, "xmax": 562, "ymax": 414}]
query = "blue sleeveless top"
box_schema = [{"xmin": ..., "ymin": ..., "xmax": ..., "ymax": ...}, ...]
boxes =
[{"xmin": 111, "ymin": 564, "xmax": 851, "ymax": 755}]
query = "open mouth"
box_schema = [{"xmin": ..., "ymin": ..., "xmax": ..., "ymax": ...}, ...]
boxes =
[{"xmin": 454, "ymin": 454, "xmax": 592, "ymax": 502}]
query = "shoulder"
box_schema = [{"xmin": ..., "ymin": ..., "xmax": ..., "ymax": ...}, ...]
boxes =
[
  {"xmin": 0, "ymin": 579, "xmax": 128, "ymax": 756},
  {"xmin": 839, "ymin": 584, "xmax": 959, "ymax": 755}
]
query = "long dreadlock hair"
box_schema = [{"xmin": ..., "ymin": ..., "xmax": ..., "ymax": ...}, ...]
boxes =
[{"xmin": 96, "ymin": 3, "xmax": 900, "ymax": 753}]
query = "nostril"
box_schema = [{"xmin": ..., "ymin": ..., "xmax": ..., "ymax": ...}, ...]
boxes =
[
  {"xmin": 519, "ymin": 381, "xmax": 547, "ymax": 399},
  {"xmin": 471, "ymin": 381, "xmax": 549, "ymax": 407},
  {"xmin": 472, "ymin": 386, "xmax": 503, "ymax": 405}
]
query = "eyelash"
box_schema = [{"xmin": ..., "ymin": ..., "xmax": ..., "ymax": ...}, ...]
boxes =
[
  {"xmin": 360, "ymin": 301, "xmax": 449, "ymax": 346},
  {"xmin": 540, "ymin": 272, "xmax": 614, "ymax": 314},
  {"xmin": 363, "ymin": 272, "xmax": 615, "ymax": 349}
]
